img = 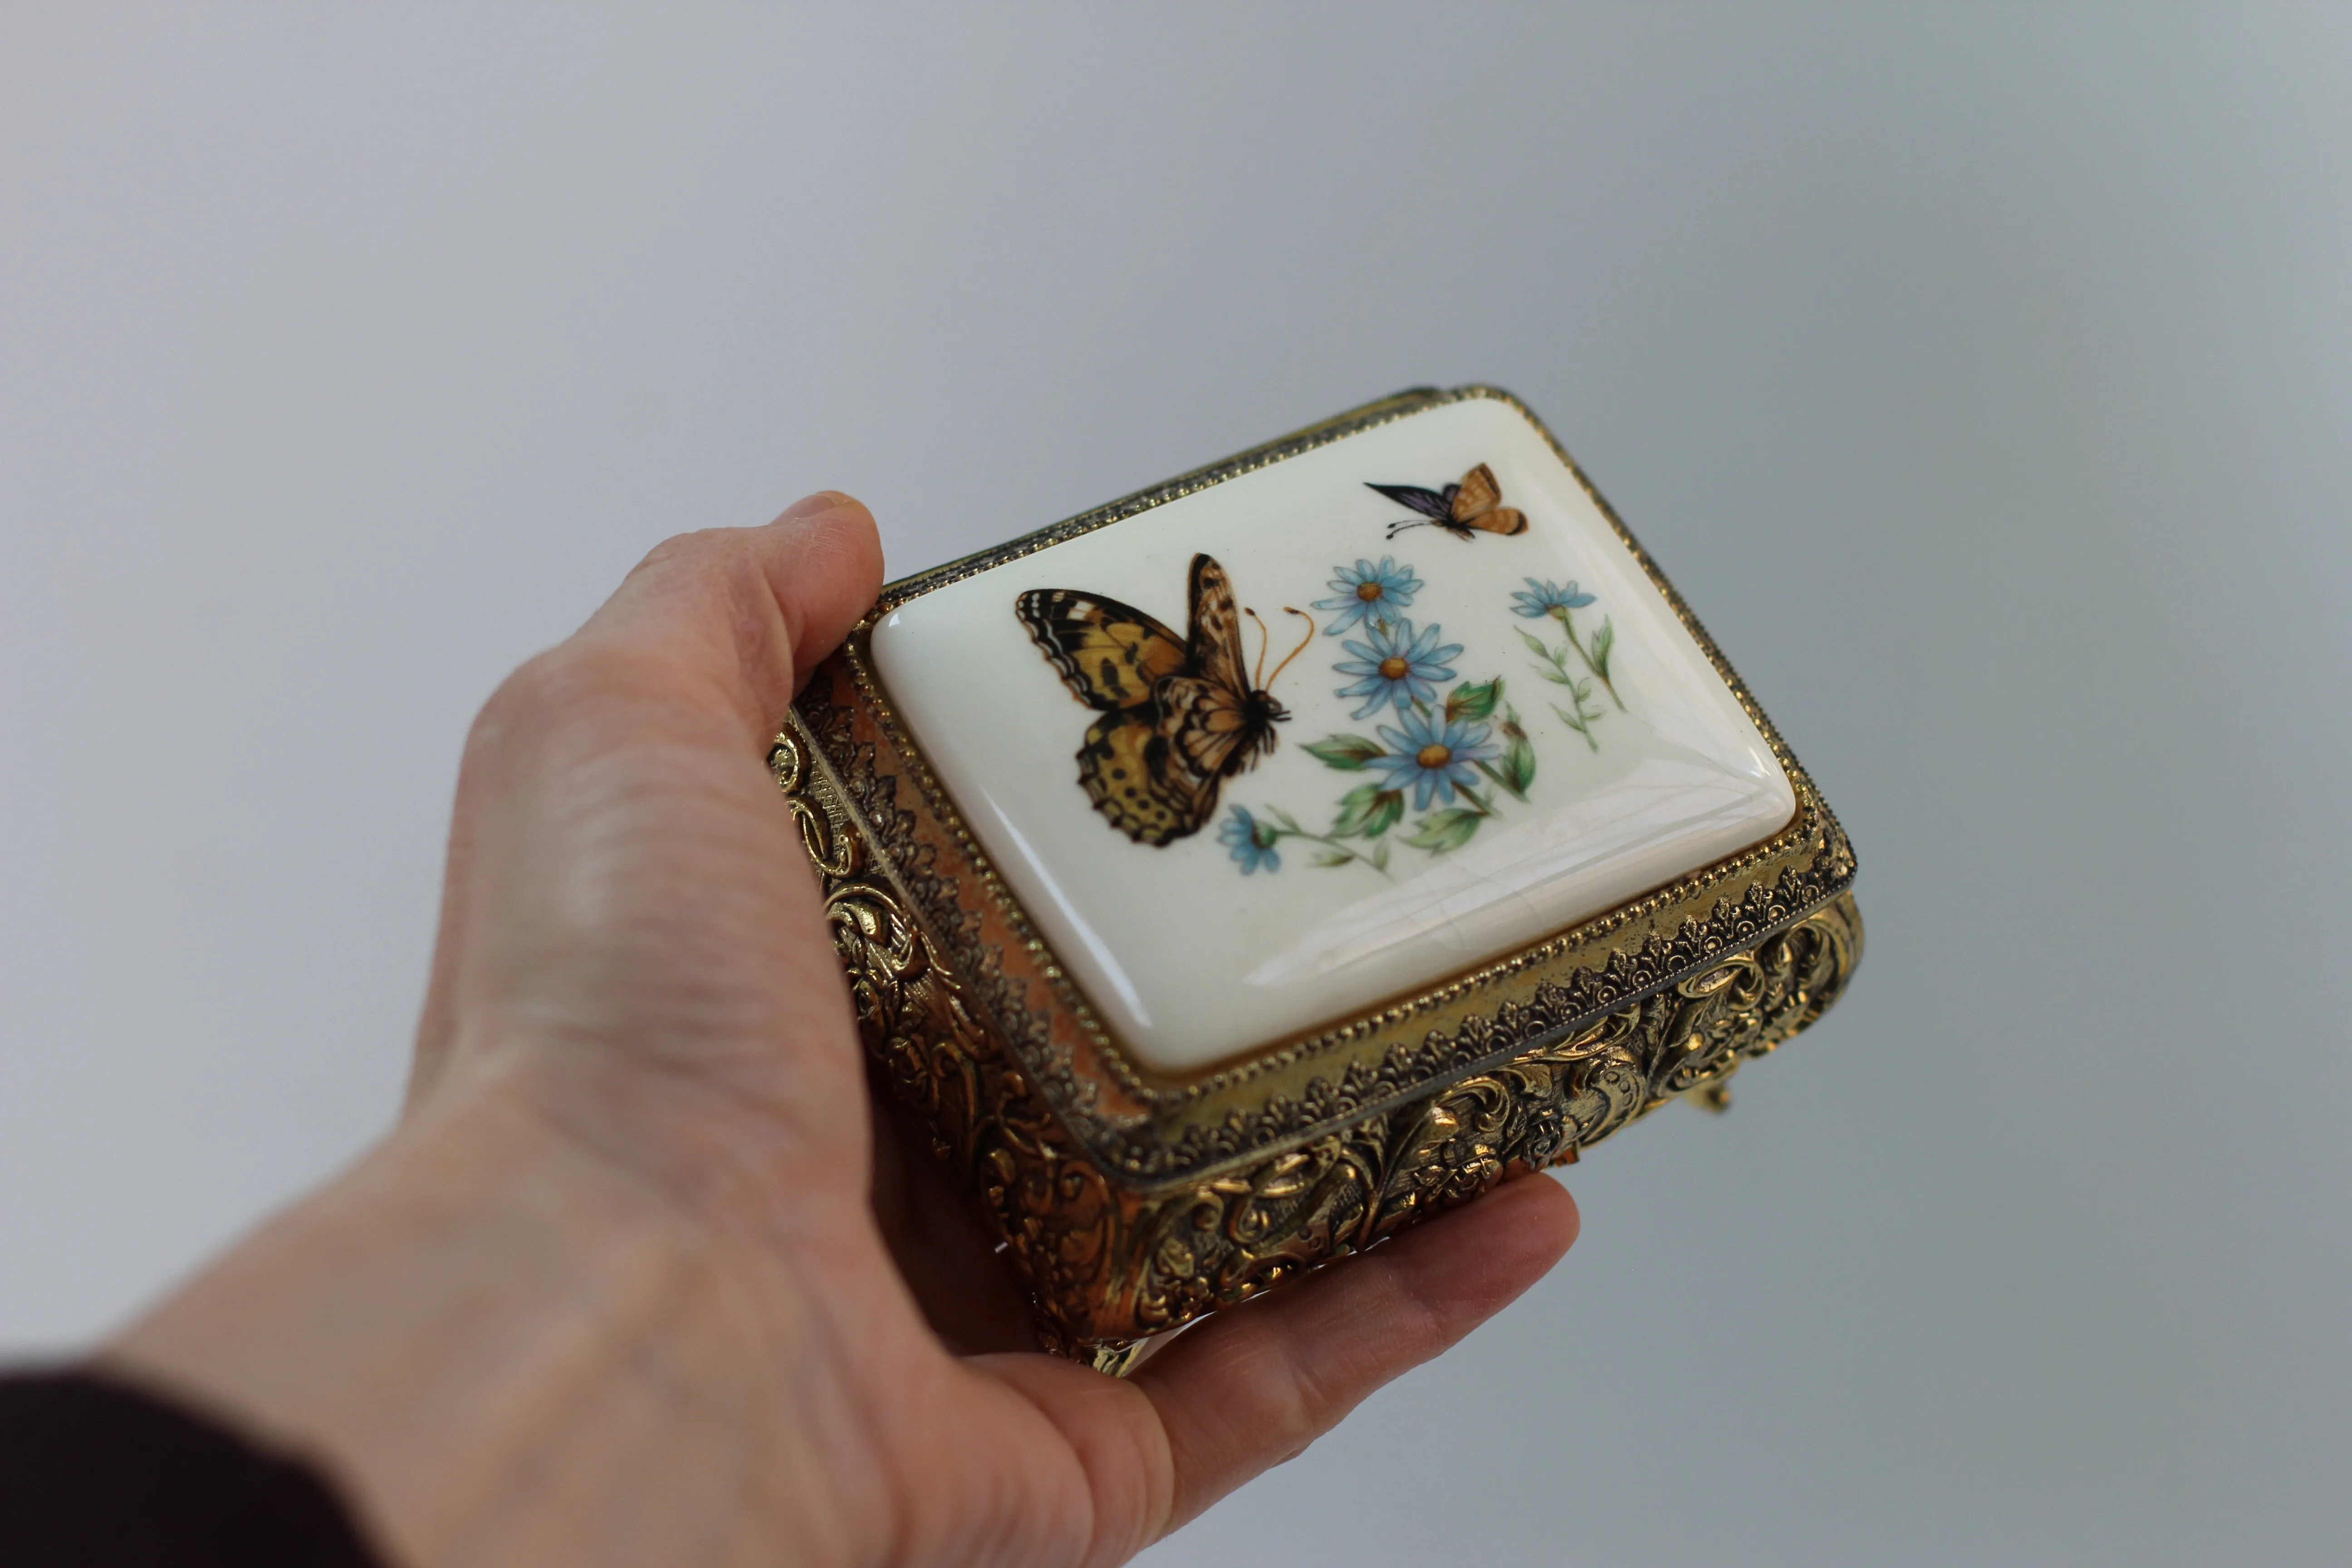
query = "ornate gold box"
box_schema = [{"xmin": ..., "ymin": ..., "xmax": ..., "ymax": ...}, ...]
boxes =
[{"xmin": 771, "ymin": 386, "xmax": 1859, "ymax": 1364}]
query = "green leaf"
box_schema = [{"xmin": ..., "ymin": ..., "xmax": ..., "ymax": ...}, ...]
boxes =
[
  {"xmin": 1313, "ymin": 850, "xmax": 1353, "ymax": 868},
  {"xmin": 1401, "ymin": 807, "xmax": 1482, "ymax": 853},
  {"xmin": 1303, "ymin": 734, "xmax": 1383, "ymax": 770},
  {"xmin": 1445, "ymin": 677, "xmax": 1502, "ymax": 722},
  {"xmin": 1266, "ymin": 805, "xmax": 1305, "ymax": 833},
  {"xmin": 1366, "ymin": 789, "xmax": 1405, "ymax": 838},
  {"xmin": 1329, "ymin": 783, "xmax": 1385, "ymax": 838},
  {"xmin": 1588, "ymin": 618, "xmax": 1615, "ymax": 677},
  {"xmin": 1371, "ymin": 839, "xmax": 1391, "ymax": 871},
  {"xmin": 1523, "ymin": 630, "xmax": 1574, "ymax": 686},
  {"xmin": 1503, "ymin": 734, "xmax": 1537, "ymax": 794}
]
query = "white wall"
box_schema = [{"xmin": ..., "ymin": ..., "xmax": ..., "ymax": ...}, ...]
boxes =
[{"xmin": 4, "ymin": 6, "xmax": 2347, "ymax": 1563}]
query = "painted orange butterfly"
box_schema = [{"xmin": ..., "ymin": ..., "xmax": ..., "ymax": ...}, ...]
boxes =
[
  {"xmin": 1367, "ymin": 461, "xmax": 1528, "ymax": 539},
  {"xmin": 1016, "ymin": 554, "xmax": 1310, "ymax": 846}
]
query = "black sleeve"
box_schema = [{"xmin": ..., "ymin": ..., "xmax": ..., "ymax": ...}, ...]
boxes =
[{"xmin": 0, "ymin": 1369, "xmax": 384, "ymax": 1568}]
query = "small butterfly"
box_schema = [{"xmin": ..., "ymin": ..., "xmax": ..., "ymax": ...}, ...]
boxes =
[
  {"xmin": 1016, "ymin": 554, "xmax": 1312, "ymax": 846},
  {"xmin": 1366, "ymin": 462, "xmax": 1528, "ymax": 540}
]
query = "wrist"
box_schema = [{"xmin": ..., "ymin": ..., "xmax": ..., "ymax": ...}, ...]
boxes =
[{"xmin": 105, "ymin": 1074, "xmax": 831, "ymax": 1566}]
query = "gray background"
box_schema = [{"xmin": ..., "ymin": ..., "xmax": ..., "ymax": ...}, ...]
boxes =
[{"xmin": 3, "ymin": 5, "xmax": 2346, "ymax": 1563}]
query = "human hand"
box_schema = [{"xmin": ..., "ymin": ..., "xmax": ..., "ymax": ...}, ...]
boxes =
[{"xmin": 109, "ymin": 494, "xmax": 1579, "ymax": 1567}]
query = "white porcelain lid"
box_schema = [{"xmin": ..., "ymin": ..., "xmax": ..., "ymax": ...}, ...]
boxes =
[{"xmin": 869, "ymin": 396, "xmax": 1795, "ymax": 1074}]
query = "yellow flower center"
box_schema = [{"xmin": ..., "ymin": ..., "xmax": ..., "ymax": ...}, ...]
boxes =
[
  {"xmin": 1416, "ymin": 743, "xmax": 1453, "ymax": 769},
  {"xmin": 1378, "ymin": 656, "xmax": 1411, "ymax": 680},
  {"xmin": 1356, "ymin": 581, "xmax": 1385, "ymax": 602}
]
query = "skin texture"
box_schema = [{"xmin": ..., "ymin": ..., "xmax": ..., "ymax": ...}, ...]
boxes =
[{"xmin": 104, "ymin": 494, "xmax": 1581, "ymax": 1568}]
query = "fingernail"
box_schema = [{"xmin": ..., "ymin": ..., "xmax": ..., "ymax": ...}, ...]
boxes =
[{"xmin": 777, "ymin": 490, "xmax": 857, "ymax": 524}]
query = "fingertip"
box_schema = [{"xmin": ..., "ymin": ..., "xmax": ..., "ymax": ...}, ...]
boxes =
[
  {"xmin": 761, "ymin": 490, "xmax": 885, "ymax": 676},
  {"xmin": 1516, "ymin": 1166, "xmax": 1582, "ymax": 1256},
  {"xmin": 1376, "ymin": 1171, "xmax": 1579, "ymax": 1328},
  {"xmin": 774, "ymin": 490, "xmax": 862, "ymax": 525}
]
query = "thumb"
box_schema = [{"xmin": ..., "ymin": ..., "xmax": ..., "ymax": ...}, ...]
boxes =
[
  {"xmin": 569, "ymin": 491, "xmax": 885, "ymax": 735},
  {"xmin": 409, "ymin": 493, "xmax": 882, "ymax": 1103}
]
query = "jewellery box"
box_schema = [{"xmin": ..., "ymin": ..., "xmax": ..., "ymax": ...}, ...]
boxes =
[{"xmin": 770, "ymin": 386, "xmax": 1860, "ymax": 1368}]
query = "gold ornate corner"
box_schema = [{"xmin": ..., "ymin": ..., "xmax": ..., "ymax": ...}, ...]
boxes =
[{"xmin": 772, "ymin": 725, "xmax": 1862, "ymax": 1359}]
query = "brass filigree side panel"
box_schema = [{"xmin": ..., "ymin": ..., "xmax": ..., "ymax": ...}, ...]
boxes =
[{"xmin": 771, "ymin": 725, "xmax": 1862, "ymax": 1356}]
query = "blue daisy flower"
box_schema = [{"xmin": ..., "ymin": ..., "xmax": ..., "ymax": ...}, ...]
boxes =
[
  {"xmin": 1368, "ymin": 707, "xmax": 1502, "ymax": 811},
  {"xmin": 1312, "ymin": 556, "xmax": 1424, "ymax": 635},
  {"xmin": 1332, "ymin": 617, "xmax": 1463, "ymax": 719},
  {"xmin": 1510, "ymin": 577, "xmax": 1597, "ymax": 618},
  {"xmin": 1218, "ymin": 804, "xmax": 1281, "ymax": 874}
]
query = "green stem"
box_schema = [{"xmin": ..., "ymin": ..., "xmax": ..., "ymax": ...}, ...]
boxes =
[
  {"xmin": 1269, "ymin": 823, "xmax": 1393, "ymax": 877},
  {"xmin": 1556, "ymin": 608, "xmax": 1625, "ymax": 710},
  {"xmin": 1551, "ymin": 702, "xmax": 1601, "ymax": 753},
  {"xmin": 1531, "ymin": 639, "xmax": 1577, "ymax": 686},
  {"xmin": 1473, "ymin": 758, "xmax": 1529, "ymax": 803}
]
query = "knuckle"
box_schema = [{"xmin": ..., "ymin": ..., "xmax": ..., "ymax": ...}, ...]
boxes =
[
  {"xmin": 634, "ymin": 526, "xmax": 753, "ymax": 584},
  {"xmin": 466, "ymin": 644, "xmax": 621, "ymax": 760},
  {"xmin": 1228, "ymin": 1332, "xmax": 1324, "ymax": 1461},
  {"xmin": 634, "ymin": 527, "xmax": 716, "ymax": 573},
  {"xmin": 486, "ymin": 645, "xmax": 583, "ymax": 721}
]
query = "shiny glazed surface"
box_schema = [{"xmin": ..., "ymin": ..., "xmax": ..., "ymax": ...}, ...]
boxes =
[{"xmin": 870, "ymin": 397, "xmax": 1794, "ymax": 1073}]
